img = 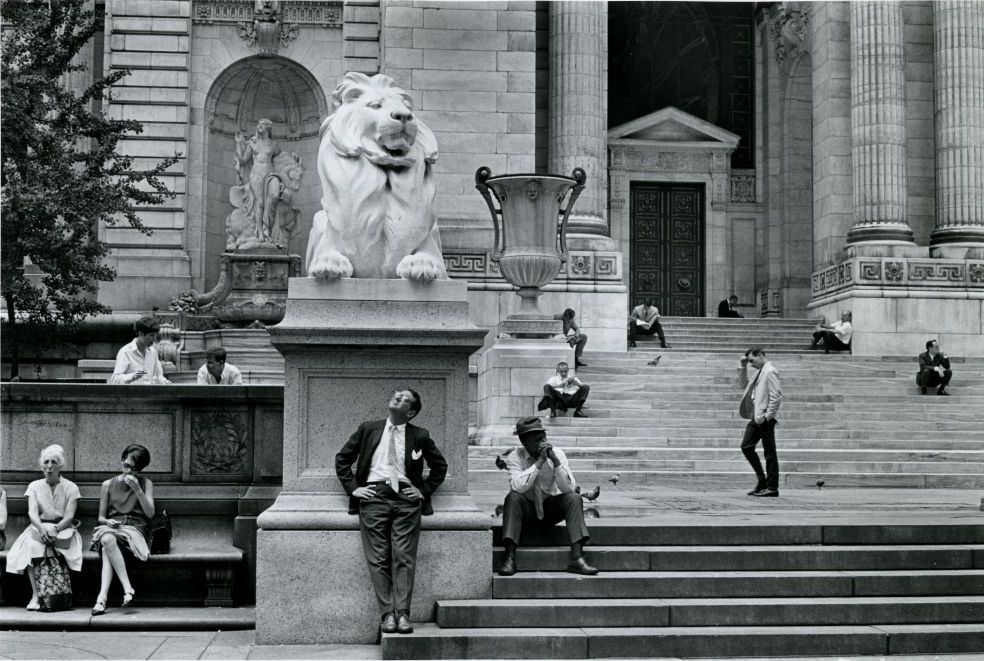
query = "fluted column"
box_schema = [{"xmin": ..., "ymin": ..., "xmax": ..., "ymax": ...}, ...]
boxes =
[
  {"xmin": 549, "ymin": 1, "xmax": 608, "ymax": 238},
  {"xmin": 847, "ymin": 1, "xmax": 915, "ymax": 246},
  {"xmin": 931, "ymin": 0, "xmax": 984, "ymax": 252}
]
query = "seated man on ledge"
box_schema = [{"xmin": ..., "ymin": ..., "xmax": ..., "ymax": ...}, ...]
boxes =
[
  {"xmin": 537, "ymin": 361, "xmax": 590, "ymax": 418},
  {"xmin": 917, "ymin": 339, "xmax": 952, "ymax": 396},
  {"xmin": 718, "ymin": 295, "xmax": 743, "ymax": 318},
  {"xmin": 498, "ymin": 416, "xmax": 598, "ymax": 577},
  {"xmin": 196, "ymin": 347, "xmax": 244, "ymax": 385},
  {"xmin": 811, "ymin": 310, "xmax": 852, "ymax": 353},
  {"xmin": 554, "ymin": 308, "xmax": 588, "ymax": 367}
]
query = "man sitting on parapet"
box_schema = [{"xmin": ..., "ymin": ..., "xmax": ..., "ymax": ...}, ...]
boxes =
[
  {"xmin": 537, "ymin": 361, "xmax": 590, "ymax": 418},
  {"xmin": 108, "ymin": 316, "xmax": 171, "ymax": 385},
  {"xmin": 811, "ymin": 310, "xmax": 853, "ymax": 353},
  {"xmin": 554, "ymin": 308, "xmax": 588, "ymax": 367},
  {"xmin": 196, "ymin": 347, "xmax": 244, "ymax": 385},
  {"xmin": 497, "ymin": 416, "xmax": 599, "ymax": 577},
  {"xmin": 917, "ymin": 339, "xmax": 953, "ymax": 396}
]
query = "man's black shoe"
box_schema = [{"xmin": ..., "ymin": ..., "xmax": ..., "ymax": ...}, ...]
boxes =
[
  {"xmin": 573, "ymin": 408, "xmax": 587, "ymax": 418},
  {"xmin": 747, "ymin": 483, "xmax": 767, "ymax": 496},
  {"xmin": 380, "ymin": 612, "xmax": 397, "ymax": 634},
  {"xmin": 498, "ymin": 555, "xmax": 517, "ymax": 576},
  {"xmin": 567, "ymin": 557, "xmax": 599, "ymax": 575},
  {"xmin": 921, "ymin": 387, "xmax": 928, "ymax": 394},
  {"xmin": 396, "ymin": 612, "xmax": 414, "ymax": 634},
  {"xmin": 938, "ymin": 389, "xmax": 950, "ymax": 396},
  {"xmin": 575, "ymin": 360, "xmax": 587, "ymax": 367},
  {"xmin": 752, "ymin": 488, "xmax": 779, "ymax": 497}
]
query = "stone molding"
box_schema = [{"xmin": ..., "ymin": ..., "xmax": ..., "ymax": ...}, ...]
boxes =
[
  {"xmin": 193, "ymin": 1, "xmax": 342, "ymax": 28},
  {"xmin": 812, "ymin": 257, "xmax": 984, "ymax": 297},
  {"xmin": 730, "ymin": 171, "xmax": 756, "ymax": 203},
  {"xmin": 443, "ymin": 250, "xmax": 621, "ymax": 283}
]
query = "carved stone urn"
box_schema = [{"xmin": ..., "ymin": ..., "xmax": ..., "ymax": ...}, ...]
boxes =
[{"xmin": 475, "ymin": 166, "xmax": 585, "ymax": 337}]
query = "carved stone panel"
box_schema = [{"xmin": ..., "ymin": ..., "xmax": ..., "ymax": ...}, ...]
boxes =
[{"xmin": 190, "ymin": 409, "xmax": 250, "ymax": 477}]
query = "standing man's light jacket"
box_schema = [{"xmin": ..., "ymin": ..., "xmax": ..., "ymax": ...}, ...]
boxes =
[{"xmin": 738, "ymin": 360, "xmax": 783, "ymax": 421}]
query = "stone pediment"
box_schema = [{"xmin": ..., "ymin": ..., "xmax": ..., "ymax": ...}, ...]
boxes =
[{"xmin": 608, "ymin": 107, "xmax": 739, "ymax": 149}]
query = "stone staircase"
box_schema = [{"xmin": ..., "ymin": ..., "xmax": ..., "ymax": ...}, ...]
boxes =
[
  {"xmin": 384, "ymin": 517, "xmax": 984, "ymax": 659},
  {"xmin": 647, "ymin": 316, "xmax": 822, "ymax": 352}
]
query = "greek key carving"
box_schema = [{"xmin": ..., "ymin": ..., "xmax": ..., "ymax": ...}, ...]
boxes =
[{"xmin": 859, "ymin": 261, "xmax": 882, "ymax": 281}]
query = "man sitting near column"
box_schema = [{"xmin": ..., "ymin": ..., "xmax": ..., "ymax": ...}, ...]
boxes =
[
  {"xmin": 917, "ymin": 339, "xmax": 953, "ymax": 396},
  {"xmin": 497, "ymin": 416, "xmax": 598, "ymax": 577},
  {"xmin": 718, "ymin": 295, "xmax": 743, "ymax": 318},
  {"xmin": 554, "ymin": 308, "xmax": 588, "ymax": 367},
  {"xmin": 811, "ymin": 310, "xmax": 853, "ymax": 353},
  {"xmin": 537, "ymin": 361, "xmax": 590, "ymax": 418},
  {"xmin": 335, "ymin": 389, "xmax": 448, "ymax": 635},
  {"xmin": 196, "ymin": 347, "xmax": 244, "ymax": 385},
  {"xmin": 628, "ymin": 298, "xmax": 668, "ymax": 348}
]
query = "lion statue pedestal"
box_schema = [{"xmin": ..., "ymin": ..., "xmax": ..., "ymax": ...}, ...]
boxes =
[{"xmin": 255, "ymin": 277, "xmax": 490, "ymax": 644}]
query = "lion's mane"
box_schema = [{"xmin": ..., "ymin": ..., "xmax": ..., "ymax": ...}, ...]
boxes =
[{"xmin": 305, "ymin": 72, "xmax": 447, "ymax": 280}]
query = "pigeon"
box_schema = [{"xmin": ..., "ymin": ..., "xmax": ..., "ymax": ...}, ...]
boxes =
[
  {"xmin": 581, "ymin": 485, "xmax": 601, "ymax": 501},
  {"xmin": 608, "ymin": 473, "xmax": 620, "ymax": 486},
  {"xmin": 495, "ymin": 455, "xmax": 507, "ymax": 471},
  {"xmin": 647, "ymin": 355, "xmax": 662, "ymax": 367},
  {"xmin": 492, "ymin": 504, "xmax": 503, "ymax": 517},
  {"xmin": 816, "ymin": 478, "xmax": 825, "ymax": 489}
]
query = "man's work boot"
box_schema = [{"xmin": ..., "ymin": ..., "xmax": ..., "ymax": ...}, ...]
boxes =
[
  {"xmin": 498, "ymin": 540, "xmax": 517, "ymax": 576},
  {"xmin": 567, "ymin": 541, "xmax": 599, "ymax": 575}
]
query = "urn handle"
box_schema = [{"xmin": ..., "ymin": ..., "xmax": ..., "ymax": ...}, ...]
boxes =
[
  {"xmin": 474, "ymin": 166, "xmax": 504, "ymax": 262},
  {"xmin": 557, "ymin": 168, "xmax": 586, "ymax": 264}
]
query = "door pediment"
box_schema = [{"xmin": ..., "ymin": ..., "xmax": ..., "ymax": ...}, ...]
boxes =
[{"xmin": 608, "ymin": 106, "xmax": 739, "ymax": 149}]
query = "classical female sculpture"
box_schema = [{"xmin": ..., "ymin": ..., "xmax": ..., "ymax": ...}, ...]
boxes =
[
  {"xmin": 305, "ymin": 72, "xmax": 447, "ymax": 280},
  {"xmin": 226, "ymin": 118, "xmax": 304, "ymax": 251}
]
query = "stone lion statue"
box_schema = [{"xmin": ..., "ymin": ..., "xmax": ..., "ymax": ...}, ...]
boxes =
[{"xmin": 305, "ymin": 72, "xmax": 448, "ymax": 280}]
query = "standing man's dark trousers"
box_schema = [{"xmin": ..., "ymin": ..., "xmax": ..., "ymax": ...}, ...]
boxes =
[
  {"xmin": 917, "ymin": 368, "xmax": 952, "ymax": 392},
  {"xmin": 358, "ymin": 481, "xmax": 423, "ymax": 617},
  {"xmin": 538, "ymin": 384, "xmax": 590, "ymax": 414},
  {"xmin": 629, "ymin": 321, "xmax": 667, "ymax": 348},
  {"xmin": 740, "ymin": 419, "xmax": 779, "ymax": 491},
  {"xmin": 501, "ymin": 491, "xmax": 588, "ymax": 545}
]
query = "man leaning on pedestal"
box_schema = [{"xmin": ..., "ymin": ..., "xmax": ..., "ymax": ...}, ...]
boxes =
[
  {"xmin": 497, "ymin": 416, "xmax": 598, "ymax": 577},
  {"xmin": 917, "ymin": 339, "xmax": 953, "ymax": 396},
  {"xmin": 334, "ymin": 389, "xmax": 448, "ymax": 636}
]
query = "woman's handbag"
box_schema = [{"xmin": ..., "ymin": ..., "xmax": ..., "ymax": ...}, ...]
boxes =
[
  {"xmin": 149, "ymin": 509, "xmax": 172, "ymax": 554},
  {"xmin": 35, "ymin": 543, "xmax": 73, "ymax": 611}
]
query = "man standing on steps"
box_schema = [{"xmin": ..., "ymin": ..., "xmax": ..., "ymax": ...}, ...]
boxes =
[
  {"xmin": 917, "ymin": 339, "xmax": 953, "ymax": 395},
  {"xmin": 497, "ymin": 416, "xmax": 599, "ymax": 577},
  {"xmin": 554, "ymin": 308, "xmax": 588, "ymax": 367},
  {"xmin": 737, "ymin": 348, "xmax": 783, "ymax": 497},
  {"xmin": 335, "ymin": 389, "xmax": 448, "ymax": 636},
  {"xmin": 628, "ymin": 298, "xmax": 669, "ymax": 348}
]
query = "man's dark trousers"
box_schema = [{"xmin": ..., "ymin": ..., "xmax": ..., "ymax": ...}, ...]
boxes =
[
  {"xmin": 630, "ymin": 321, "xmax": 667, "ymax": 347},
  {"xmin": 358, "ymin": 481, "xmax": 422, "ymax": 615},
  {"xmin": 918, "ymin": 368, "xmax": 952, "ymax": 390},
  {"xmin": 538, "ymin": 384, "xmax": 590, "ymax": 413},
  {"xmin": 501, "ymin": 491, "xmax": 588, "ymax": 545},
  {"xmin": 741, "ymin": 419, "xmax": 779, "ymax": 490}
]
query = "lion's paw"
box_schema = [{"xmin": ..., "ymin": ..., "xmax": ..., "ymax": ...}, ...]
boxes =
[
  {"xmin": 308, "ymin": 250, "xmax": 354, "ymax": 279},
  {"xmin": 397, "ymin": 253, "xmax": 445, "ymax": 281}
]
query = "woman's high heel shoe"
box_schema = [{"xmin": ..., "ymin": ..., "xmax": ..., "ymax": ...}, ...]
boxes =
[
  {"xmin": 91, "ymin": 598, "xmax": 107, "ymax": 616},
  {"xmin": 121, "ymin": 590, "xmax": 135, "ymax": 608}
]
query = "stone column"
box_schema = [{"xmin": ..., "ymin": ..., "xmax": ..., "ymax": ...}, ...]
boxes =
[
  {"xmin": 846, "ymin": 1, "xmax": 915, "ymax": 249},
  {"xmin": 930, "ymin": 0, "xmax": 984, "ymax": 256},
  {"xmin": 549, "ymin": 1, "xmax": 608, "ymax": 244}
]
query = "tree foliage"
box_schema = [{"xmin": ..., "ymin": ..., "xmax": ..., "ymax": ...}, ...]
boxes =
[{"xmin": 1, "ymin": 0, "xmax": 178, "ymax": 376}]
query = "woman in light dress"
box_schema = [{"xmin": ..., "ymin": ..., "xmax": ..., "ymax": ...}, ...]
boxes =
[
  {"xmin": 4, "ymin": 444, "xmax": 83, "ymax": 610},
  {"xmin": 89, "ymin": 444, "xmax": 155, "ymax": 616}
]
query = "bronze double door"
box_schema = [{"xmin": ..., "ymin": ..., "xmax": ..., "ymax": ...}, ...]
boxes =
[{"xmin": 630, "ymin": 182, "xmax": 705, "ymax": 317}]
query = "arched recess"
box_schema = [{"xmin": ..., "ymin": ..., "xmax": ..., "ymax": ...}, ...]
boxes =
[
  {"xmin": 780, "ymin": 52, "xmax": 814, "ymax": 316},
  {"xmin": 201, "ymin": 56, "xmax": 328, "ymax": 288}
]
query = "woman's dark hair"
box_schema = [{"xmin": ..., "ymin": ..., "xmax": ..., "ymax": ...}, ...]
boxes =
[{"xmin": 121, "ymin": 444, "xmax": 151, "ymax": 471}]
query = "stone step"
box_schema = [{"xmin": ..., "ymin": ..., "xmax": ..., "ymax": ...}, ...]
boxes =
[
  {"xmin": 0, "ymin": 605, "xmax": 255, "ymax": 631},
  {"xmin": 382, "ymin": 622, "xmax": 984, "ymax": 659},
  {"xmin": 474, "ymin": 438, "xmax": 984, "ymax": 451},
  {"xmin": 469, "ymin": 469, "xmax": 984, "ymax": 489},
  {"xmin": 486, "ymin": 545, "xmax": 984, "ymax": 572},
  {"xmin": 490, "ymin": 569, "xmax": 984, "ymax": 599},
  {"xmin": 472, "ymin": 447, "xmax": 984, "ymax": 463},
  {"xmin": 435, "ymin": 595, "xmax": 984, "ymax": 628}
]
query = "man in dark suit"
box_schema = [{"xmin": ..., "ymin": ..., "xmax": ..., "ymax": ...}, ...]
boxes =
[
  {"xmin": 917, "ymin": 339, "xmax": 953, "ymax": 395},
  {"xmin": 335, "ymin": 389, "xmax": 447, "ymax": 636},
  {"xmin": 718, "ymin": 295, "xmax": 742, "ymax": 318}
]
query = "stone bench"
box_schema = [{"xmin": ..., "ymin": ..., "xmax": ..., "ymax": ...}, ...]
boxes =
[{"xmin": 0, "ymin": 515, "xmax": 244, "ymax": 608}]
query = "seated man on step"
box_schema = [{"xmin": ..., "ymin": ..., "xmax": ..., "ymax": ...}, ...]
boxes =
[
  {"xmin": 497, "ymin": 416, "xmax": 598, "ymax": 577},
  {"xmin": 718, "ymin": 295, "xmax": 743, "ymax": 318},
  {"xmin": 628, "ymin": 298, "xmax": 668, "ymax": 348},
  {"xmin": 811, "ymin": 310, "xmax": 852, "ymax": 353},
  {"xmin": 916, "ymin": 339, "xmax": 952, "ymax": 396},
  {"xmin": 537, "ymin": 361, "xmax": 590, "ymax": 418}
]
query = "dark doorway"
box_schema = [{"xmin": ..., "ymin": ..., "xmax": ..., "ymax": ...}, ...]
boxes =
[{"xmin": 630, "ymin": 182, "xmax": 705, "ymax": 316}]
